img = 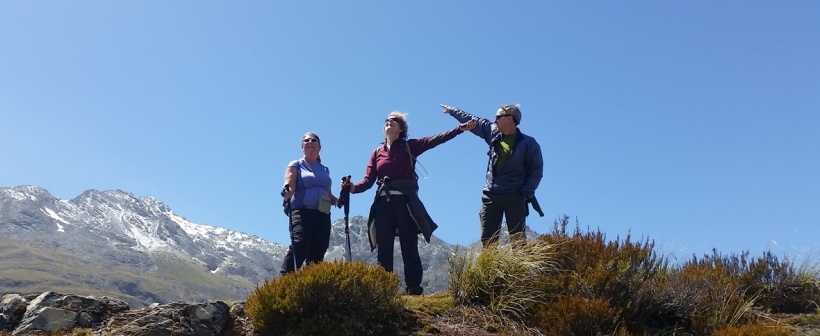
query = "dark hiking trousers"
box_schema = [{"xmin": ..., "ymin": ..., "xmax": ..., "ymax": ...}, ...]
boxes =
[
  {"xmin": 479, "ymin": 191, "xmax": 528, "ymax": 247},
  {"xmin": 280, "ymin": 208, "xmax": 331, "ymax": 275},
  {"xmin": 373, "ymin": 194, "xmax": 423, "ymax": 287}
]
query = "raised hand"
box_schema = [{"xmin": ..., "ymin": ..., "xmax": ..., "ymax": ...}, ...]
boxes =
[
  {"xmin": 440, "ymin": 104, "xmax": 456, "ymax": 114},
  {"xmin": 458, "ymin": 120, "xmax": 476, "ymax": 131}
]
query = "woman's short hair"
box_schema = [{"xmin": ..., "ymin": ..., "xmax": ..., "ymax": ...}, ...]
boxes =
[{"xmin": 386, "ymin": 111, "xmax": 408, "ymax": 141}]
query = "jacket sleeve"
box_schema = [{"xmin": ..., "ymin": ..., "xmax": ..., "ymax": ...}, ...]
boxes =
[
  {"xmin": 353, "ymin": 149, "xmax": 378, "ymax": 194},
  {"xmin": 447, "ymin": 108, "xmax": 494, "ymax": 145},
  {"xmin": 409, "ymin": 127, "xmax": 463, "ymax": 156},
  {"xmin": 521, "ymin": 138, "xmax": 544, "ymax": 198}
]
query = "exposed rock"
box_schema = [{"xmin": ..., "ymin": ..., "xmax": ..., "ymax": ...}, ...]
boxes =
[
  {"xmin": 229, "ymin": 301, "xmax": 245, "ymax": 316},
  {"xmin": 11, "ymin": 292, "xmax": 129, "ymax": 335},
  {"xmin": 3, "ymin": 292, "xmax": 237, "ymax": 336},
  {"xmin": 99, "ymin": 301, "xmax": 230, "ymax": 336},
  {"xmin": 1, "ymin": 294, "xmax": 28, "ymax": 331}
]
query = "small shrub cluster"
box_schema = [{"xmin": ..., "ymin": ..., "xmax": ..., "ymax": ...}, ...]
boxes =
[
  {"xmin": 539, "ymin": 217, "xmax": 666, "ymax": 306},
  {"xmin": 736, "ymin": 250, "xmax": 820, "ymax": 314},
  {"xmin": 662, "ymin": 252, "xmax": 756, "ymax": 335},
  {"xmin": 533, "ymin": 295, "xmax": 629, "ymax": 335},
  {"xmin": 712, "ymin": 322, "xmax": 794, "ymax": 336},
  {"xmin": 246, "ymin": 261, "xmax": 405, "ymax": 336}
]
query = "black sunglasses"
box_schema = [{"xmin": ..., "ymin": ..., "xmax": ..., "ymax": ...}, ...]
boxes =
[
  {"xmin": 302, "ymin": 138, "xmax": 319, "ymax": 143},
  {"xmin": 494, "ymin": 114, "xmax": 512, "ymax": 121},
  {"xmin": 385, "ymin": 118, "xmax": 402, "ymax": 124}
]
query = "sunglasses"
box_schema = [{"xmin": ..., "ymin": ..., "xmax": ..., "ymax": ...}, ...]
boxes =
[
  {"xmin": 302, "ymin": 138, "xmax": 319, "ymax": 143},
  {"xmin": 494, "ymin": 114, "xmax": 512, "ymax": 121},
  {"xmin": 385, "ymin": 118, "xmax": 402, "ymax": 124}
]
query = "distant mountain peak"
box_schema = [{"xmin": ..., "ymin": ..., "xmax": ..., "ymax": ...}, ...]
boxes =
[
  {"xmin": 1, "ymin": 185, "xmax": 54, "ymax": 202},
  {"xmin": 0, "ymin": 185, "xmax": 474, "ymax": 306}
]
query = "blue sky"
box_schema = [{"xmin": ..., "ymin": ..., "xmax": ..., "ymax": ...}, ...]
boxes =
[{"xmin": 2, "ymin": 1, "xmax": 818, "ymax": 264}]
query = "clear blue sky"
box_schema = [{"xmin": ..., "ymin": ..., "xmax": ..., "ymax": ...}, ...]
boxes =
[{"xmin": 3, "ymin": 2, "xmax": 818, "ymax": 264}]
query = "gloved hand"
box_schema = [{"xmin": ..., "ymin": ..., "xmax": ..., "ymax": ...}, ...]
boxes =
[
  {"xmin": 337, "ymin": 176, "xmax": 351, "ymax": 209},
  {"xmin": 281, "ymin": 185, "xmax": 291, "ymax": 216},
  {"xmin": 340, "ymin": 176, "xmax": 355, "ymax": 193}
]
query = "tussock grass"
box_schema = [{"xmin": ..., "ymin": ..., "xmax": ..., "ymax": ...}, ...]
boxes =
[{"xmin": 448, "ymin": 238, "xmax": 556, "ymax": 322}]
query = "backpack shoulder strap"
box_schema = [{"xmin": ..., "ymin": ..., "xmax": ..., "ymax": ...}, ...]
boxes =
[
  {"xmin": 402, "ymin": 141, "xmax": 415, "ymax": 168},
  {"xmin": 402, "ymin": 141, "xmax": 419, "ymax": 181}
]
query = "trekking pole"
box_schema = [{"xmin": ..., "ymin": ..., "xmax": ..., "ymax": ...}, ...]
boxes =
[
  {"xmin": 281, "ymin": 185, "xmax": 297, "ymax": 272},
  {"xmin": 338, "ymin": 175, "xmax": 353, "ymax": 262}
]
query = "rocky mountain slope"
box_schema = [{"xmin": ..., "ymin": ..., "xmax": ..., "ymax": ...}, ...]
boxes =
[{"xmin": 1, "ymin": 186, "xmax": 509, "ymax": 307}]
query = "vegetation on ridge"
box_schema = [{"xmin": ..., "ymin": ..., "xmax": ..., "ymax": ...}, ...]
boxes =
[
  {"xmin": 4, "ymin": 216, "xmax": 820, "ymax": 335},
  {"xmin": 246, "ymin": 215, "xmax": 820, "ymax": 336}
]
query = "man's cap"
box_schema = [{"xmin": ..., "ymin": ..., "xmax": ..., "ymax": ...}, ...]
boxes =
[{"xmin": 500, "ymin": 104, "xmax": 521, "ymax": 124}]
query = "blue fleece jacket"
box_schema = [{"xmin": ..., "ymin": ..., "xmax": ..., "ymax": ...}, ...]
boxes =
[{"xmin": 448, "ymin": 108, "xmax": 543, "ymax": 198}]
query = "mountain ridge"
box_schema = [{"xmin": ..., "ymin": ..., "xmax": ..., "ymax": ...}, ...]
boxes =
[{"xmin": 0, "ymin": 185, "xmax": 532, "ymax": 307}]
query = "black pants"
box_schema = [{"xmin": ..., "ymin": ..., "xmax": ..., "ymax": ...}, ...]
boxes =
[
  {"xmin": 479, "ymin": 191, "xmax": 528, "ymax": 247},
  {"xmin": 373, "ymin": 195, "xmax": 423, "ymax": 287},
  {"xmin": 280, "ymin": 208, "xmax": 331, "ymax": 275}
]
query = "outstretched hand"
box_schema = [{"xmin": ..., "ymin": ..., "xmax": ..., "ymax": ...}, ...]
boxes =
[
  {"xmin": 440, "ymin": 104, "xmax": 456, "ymax": 114},
  {"xmin": 458, "ymin": 120, "xmax": 476, "ymax": 131}
]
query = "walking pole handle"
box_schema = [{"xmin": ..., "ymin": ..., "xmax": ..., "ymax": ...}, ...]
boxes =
[{"xmin": 339, "ymin": 175, "xmax": 351, "ymax": 215}]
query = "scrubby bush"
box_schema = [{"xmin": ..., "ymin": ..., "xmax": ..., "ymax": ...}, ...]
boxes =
[
  {"xmin": 446, "ymin": 215, "xmax": 820, "ymax": 335},
  {"xmin": 736, "ymin": 250, "xmax": 820, "ymax": 314},
  {"xmin": 448, "ymin": 239, "xmax": 555, "ymax": 321},
  {"xmin": 712, "ymin": 322, "xmax": 794, "ymax": 336},
  {"xmin": 245, "ymin": 261, "xmax": 405, "ymax": 336},
  {"xmin": 670, "ymin": 252, "xmax": 757, "ymax": 335},
  {"xmin": 533, "ymin": 295, "xmax": 628, "ymax": 336},
  {"xmin": 537, "ymin": 216, "xmax": 669, "ymax": 333},
  {"xmin": 539, "ymin": 216, "xmax": 667, "ymax": 301}
]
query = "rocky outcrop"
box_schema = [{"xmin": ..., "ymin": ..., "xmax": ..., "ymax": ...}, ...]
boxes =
[
  {"xmin": 98, "ymin": 301, "xmax": 231, "ymax": 336},
  {"xmin": 1, "ymin": 292, "xmax": 239, "ymax": 336}
]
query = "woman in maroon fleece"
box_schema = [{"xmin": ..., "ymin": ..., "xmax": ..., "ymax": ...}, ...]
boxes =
[{"xmin": 342, "ymin": 111, "xmax": 474, "ymax": 295}]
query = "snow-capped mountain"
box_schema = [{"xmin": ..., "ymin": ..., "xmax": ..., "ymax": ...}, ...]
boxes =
[{"xmin": 0, "ymin": 186, "xmax": 479, "ymax": 306}]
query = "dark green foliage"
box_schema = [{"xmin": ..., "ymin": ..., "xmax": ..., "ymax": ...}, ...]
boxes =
[{"xmin": 245, "ymin": 261, "xmax": 405, "ymax": 336}]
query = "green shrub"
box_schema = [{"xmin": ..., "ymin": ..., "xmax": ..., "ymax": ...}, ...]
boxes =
[
  {"xmin": 712, "ymin": 322, "xmax": 793, "ymax": 336},
  {"xmin": 245, "ymin": 261, "xmax": 405, "ymax": 336},
  {"xmin": 448, "ymin": 239, "xmax": 555, "ymax": 321}
]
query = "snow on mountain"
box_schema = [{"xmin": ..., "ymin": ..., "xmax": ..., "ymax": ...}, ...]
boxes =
[{"xmin": 1, "ymin": 185, "xmax": 534, "ymax": 303}]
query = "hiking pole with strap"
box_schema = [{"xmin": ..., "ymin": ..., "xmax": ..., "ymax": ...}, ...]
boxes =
[
  {"xmin": 281, "ymin": 184, "xmax": 297, "ymax": 272},
  {"xmin": 338, "ymin": 175, "xmax": 353, "ymax": 262}
]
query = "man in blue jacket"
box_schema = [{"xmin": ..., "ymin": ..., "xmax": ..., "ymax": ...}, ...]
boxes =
[{"xmin": 442, "ymin": 104, "xmax": 543, "ymax": 247}]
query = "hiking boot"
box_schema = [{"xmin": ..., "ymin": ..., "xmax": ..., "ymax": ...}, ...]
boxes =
[{"xmin": 405, "ymin": 285, "xmax": 423, "ymax": 296}]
